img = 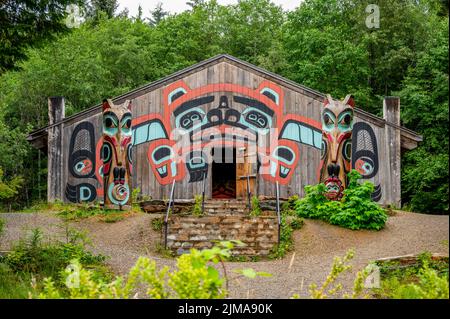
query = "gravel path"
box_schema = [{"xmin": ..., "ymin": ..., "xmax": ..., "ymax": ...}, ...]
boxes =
[{"xmin": 0, "ymin": 211, "xmax": 448, "ymax": 298}]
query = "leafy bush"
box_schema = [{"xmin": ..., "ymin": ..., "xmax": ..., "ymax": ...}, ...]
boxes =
[
  {"xmin": 295, "ymin": 170, "xmax": 387, "ymax": 230},
  {"xmin": 250, "ymin": 195, "xmax": 262, "ymax": 216},
  {"xmin": 35, "ymin": 241, "xmax": 270, "ymax": 299}
]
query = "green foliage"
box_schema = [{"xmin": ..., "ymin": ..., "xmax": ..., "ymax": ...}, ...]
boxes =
[
  {"xmin": 269, "ymin": 213, "xmax": 297, "ymax": 259},
  {"xmin": 57, "ymin": 204, "xmax": 105, "ymax": 221},
  {"xmin": 295, "ymin": 170, "xmax": 388, "ymax": 230},
  {"xmin": 281, "ymin": 195, "xmax": 299, "ymax": 216},
  {"xmin": 151, "ymin": 217, "xmax": 164, "ymax": 231},
  {"xmin": 192, "ymin": 194, "xmax": 203, "ymax": 216},
  {"xmin": 0, "ymin": 226, "xmax": 109, "ymax": 298},
  {"xmin": 0, "ymin": 167, "xmax": 24, "ymax": 208},
  {"xmin": 35, "ymin": 241, "xmax": 269, "ymax": 299},
  {"xmin": 250, "ymin": 195, "xmax": 262, "ymax": 216},
  {"xmin": 374, "ymin": 252, "xmax": 449, "ymax": 299},
  {"xmin": 2, "ymin": 228, "xmax": 106, "ymax": 275},
  {"xmin": 290, "ymin": 216, "xmax": 304, "ymax": 230},
  {"xmin": 398, "ymin": 17, "xmax": 449, "ymax": 214},
  {"xmin": 56, "ymin": 203, "xmax": 133, "ymax": 222}
]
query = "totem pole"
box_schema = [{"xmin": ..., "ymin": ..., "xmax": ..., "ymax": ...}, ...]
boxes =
[
  {"xmin": 102, "ymin": 99, "xmax": 132, "ymax": 210},
  {"xmin": 319, "ymin": 94, "xmax": 354, "ymax": 200}
]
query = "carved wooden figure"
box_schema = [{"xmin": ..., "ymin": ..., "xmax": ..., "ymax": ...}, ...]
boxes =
[
  {"xmin": 102, "ymin": 99, "xmax": 132, "ymax": 210},
  {"xmin": 320, "ymin": 94, "xmax": 354, "ymax": 200}
]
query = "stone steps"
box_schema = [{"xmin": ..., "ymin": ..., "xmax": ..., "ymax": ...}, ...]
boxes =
[{"xmin": 203, "ymin": 199, "xmax": 249, "ymax": 215}]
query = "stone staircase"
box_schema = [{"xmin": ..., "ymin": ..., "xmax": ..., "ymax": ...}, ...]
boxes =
[{"xmin": 202, "ymin": 199, "xmax": 249, "ymax": 215}]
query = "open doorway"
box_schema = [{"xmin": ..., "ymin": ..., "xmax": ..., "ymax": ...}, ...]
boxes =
[{"xmin": 211, "ymin": 148, "xmax": 236, "ymax": 199}]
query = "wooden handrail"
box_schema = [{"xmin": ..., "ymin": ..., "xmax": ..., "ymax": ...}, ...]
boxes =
[
  {"xmin": 276, "ymin": 181, "xmax": 281, "ymax": 246},
  {"xmin": 246, "ymin": 174, "xmax": 251, "ymax": 209},
  {"xmin": 201, "ymin": 172, "xmax": 206, "ymax": 214},
  {"xmin": 164, "ymin": 179, "xmax": 176, "ymax": 250}
]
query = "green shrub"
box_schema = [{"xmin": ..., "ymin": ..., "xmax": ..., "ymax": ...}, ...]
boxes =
[
  {"xmin": 192, "ymin": 195, "xmax": 203, "ymax": 216},
  {"xmin": 250, "ymin": 195, "xmax": 262, "ymax": 216},
  {"xmin": 294, "ymin": 170, "xmax": 387, "ymax": 230},
  {"xmin": 2, "ymin": 228, "xmax": 107, "ymax": 281},
  {"xmin": 35, "ymin": 241, "xmax": 270, "ymax": 299}
]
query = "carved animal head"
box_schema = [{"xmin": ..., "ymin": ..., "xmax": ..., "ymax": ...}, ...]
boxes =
[
  {"xmin": 102, "ymin": 99, "xmax": 132, "ymax": 208},
  {"xmin": 320, "ymin": 94, "xmax": 354, "ymax": 200}
]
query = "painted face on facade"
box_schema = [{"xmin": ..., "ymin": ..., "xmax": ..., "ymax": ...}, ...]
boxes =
[
  {"xmin": 102, "ymin": 99, "xmax": 132, "ymax": 208},
  {"xmin": 320, "ymin": 94, "xmax": 354, "ymax": 200}
]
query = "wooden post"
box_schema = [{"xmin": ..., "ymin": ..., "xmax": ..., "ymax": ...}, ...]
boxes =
[
  {"xmin": 383, "ymin": 97, "xmax": 401, "ymax": 207},
  {"xmin": 47, "ymin": 97, "xmax": 65, "ymax": 202}
]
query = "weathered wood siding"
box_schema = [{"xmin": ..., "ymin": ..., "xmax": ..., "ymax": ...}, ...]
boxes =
[{"xmin": 50, "ymin": 59, "xmax": 401, "ymax": 205}]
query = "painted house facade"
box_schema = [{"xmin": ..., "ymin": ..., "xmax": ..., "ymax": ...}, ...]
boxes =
[{"xmin": 27, "ymin": 55, "xmax": 422, "ymax": 206}]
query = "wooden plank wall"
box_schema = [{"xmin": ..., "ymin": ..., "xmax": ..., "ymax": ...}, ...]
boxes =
[{"xmin": 52, "ymin": 60, "xmax": 400, "ymax": 205}]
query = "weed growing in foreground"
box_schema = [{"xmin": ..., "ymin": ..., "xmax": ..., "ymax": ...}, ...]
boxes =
[
  {"xmin": 292, "ymin": 249, "xmax": 369, "ymax": 299},
  {"xmin": 35, "ymin": 241, "xmax": 271, "ymax": 299}
]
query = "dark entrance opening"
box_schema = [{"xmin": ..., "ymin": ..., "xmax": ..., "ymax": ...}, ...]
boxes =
[{"xmin": 212, "ymin": 148, "xmax": 236, "ymax": 199}]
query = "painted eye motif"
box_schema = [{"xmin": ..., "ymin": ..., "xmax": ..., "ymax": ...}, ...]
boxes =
[
  {"xmin": 342, "ymin": 139, "xmax": 352, "ymax": 161},
  {"xmin": 121, "ymin": 114, "xmax": 132, "ymax": 135},
  {"xmin": 245, "ymin": 111, "xmax": 268, "ymax": 129},
  {"xmin": 337, "ymin": 110, "xmax": 353, "ymax": 132},
  {"xmin": 178, "ymin": 110, "xmax": 204, "ymax": 130},
  {"xmin": 103, "ymin": 114, "xmax": 118, "ymax": 136},
  {"xmin": 322, "ymin": 110, "xmax": 335, "ymax": 132}
]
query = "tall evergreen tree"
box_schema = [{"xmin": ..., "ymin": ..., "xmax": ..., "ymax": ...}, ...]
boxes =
[{"xmin": 148, "ymin": 2, "xmax": 168, "ymax": 26}]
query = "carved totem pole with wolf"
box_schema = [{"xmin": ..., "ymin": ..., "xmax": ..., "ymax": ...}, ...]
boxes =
[
  {"xmin": 320, "ymin": 94, "xmax": 354, "ymax": 200},
  {"xmin": 102, "ymin": 99, "xmax": 132, "ymax": 210}
]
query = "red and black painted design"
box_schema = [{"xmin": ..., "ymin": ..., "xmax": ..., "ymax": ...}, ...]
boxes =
[{"xmin": 132, "ymin": 80, "xmax": 322, "ymax": 186}]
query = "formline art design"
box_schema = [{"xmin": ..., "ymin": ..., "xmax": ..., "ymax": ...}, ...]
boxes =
[
  {"xmin": 35, "ymin": 56, "xmax": 420, "ymax": 207},
  {"xmin": 102, "ymin": 99, "xmax": 132, "ymax": 209},
  {"xmin": 132, "ymin": 80, "xmax": 322, "ymax": 186},
  {"xmin": 319, "ymin": 94, "xmax": 354, "ymax": 200}
]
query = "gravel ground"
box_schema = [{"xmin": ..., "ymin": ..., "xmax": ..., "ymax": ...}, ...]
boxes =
[{"xmin": 0, "ymin": 210, "xmax": 448, "ymax": 298}]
